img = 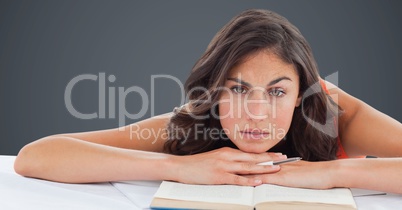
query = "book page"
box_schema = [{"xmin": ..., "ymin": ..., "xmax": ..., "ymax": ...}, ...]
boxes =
[
  {"xmin": 154, "ymin": 181, "xmax": 254, "ymax": 206},
  {"xmin": 253, "ymin": 184, "xmax": 356, "ymax": 207}
]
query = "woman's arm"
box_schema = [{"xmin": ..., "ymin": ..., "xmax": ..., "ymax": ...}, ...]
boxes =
[
  {"xmin": 335, "ymin": 157, "xmax": 402, "ymax": 193},
  {"xmin": 14, "ymin": 113, "xmax": 173, "ymax": 183},
  {"xmin": 258, "ymin": 81, "xmax": 402, "ymax": 194},
  {"xmin": 256, "ymin": 158, "xmax": 402, "ymax": 194},
  {"xmin": 14, "ymin": 136, "xmax": 173, "ymax": 183},
  {"xmin": 14, "ymin": 112, "xmax": 283, "ymax": 185}
]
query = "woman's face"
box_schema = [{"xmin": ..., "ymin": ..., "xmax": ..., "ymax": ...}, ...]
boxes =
[{"xmin": 218, "ymin": 50, "xmax": 301, "ymax": 153}]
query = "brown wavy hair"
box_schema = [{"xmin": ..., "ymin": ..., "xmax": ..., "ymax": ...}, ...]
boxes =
[{"xmin": 164, "ymin": 9, "xmax": 342, "ymax": 161}]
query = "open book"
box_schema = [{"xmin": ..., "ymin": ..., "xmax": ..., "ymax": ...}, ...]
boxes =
[{"xmin": 150, "ymin": 181, "xmax": 357, "ymax": 210}]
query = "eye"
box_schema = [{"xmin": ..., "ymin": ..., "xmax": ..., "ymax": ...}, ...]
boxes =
[
  {"xmin": 269, "ymin": 88, "xmax": 285, "ymax": 97},
  {"xmin": 231, "ymin": 86, "xmax": 247, "ymax": 94}
]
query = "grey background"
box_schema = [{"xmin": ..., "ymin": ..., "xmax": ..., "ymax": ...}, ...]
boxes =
[{"xmin": 1, "ymin": 0, "xmax": 401, "ymax": 155}]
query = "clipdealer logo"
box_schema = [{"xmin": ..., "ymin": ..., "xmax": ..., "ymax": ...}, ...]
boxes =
[
  {"xmin": 64, "ymin": 72, "xmax": 339, "ymax": 136},
  {"xmin": 64, "ymin": 73, "xmax": 185, "ymax": 130}
]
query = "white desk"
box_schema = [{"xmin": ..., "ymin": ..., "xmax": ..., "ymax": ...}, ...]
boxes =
[{"xmin": 1, "ymin": 155, "xmax": 401, "ymax": 209}]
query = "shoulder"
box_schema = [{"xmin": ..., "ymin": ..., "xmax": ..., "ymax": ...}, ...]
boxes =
[
  {"xmin": 319, "ymin": 78, "xmax": 362, "ymax": 124},
  {"xmin": 319, "ymin": 77, "xmax": 402, "ymax": 157}
]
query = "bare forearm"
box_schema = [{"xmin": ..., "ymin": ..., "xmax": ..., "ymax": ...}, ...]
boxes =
[
  {"xmin": 334, "ymin": 158, "xmax": 402, "ymax": 194},
  {"xmin": 14, "ymin": 136, "xmax": 174, "ymax": 183}
]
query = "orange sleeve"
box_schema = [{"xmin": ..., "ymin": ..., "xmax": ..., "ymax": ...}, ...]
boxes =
[{"xmin": 319, "ymin": 79, "xmax": 349, "ymax": 159}]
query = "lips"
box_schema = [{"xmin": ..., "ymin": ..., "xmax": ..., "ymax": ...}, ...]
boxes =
[{"xmin": 240, "ymin": 129, "xmax": 270, "ymax": 140}]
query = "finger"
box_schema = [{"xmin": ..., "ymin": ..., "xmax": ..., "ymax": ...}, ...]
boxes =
[
  {"xmin": 221, "ymin": 174, "xmax": 263, "ymax": 186},
  {"xmin": 225, "ymin": 150, "xmax": 287, "ymax": 163},
  {"xmin": 225, "ymin": 162, "xmax": 281, "ymax": 175},
  {"xmin": 248, "ymin": 173, "xmax": 285, "ymax": 185}
]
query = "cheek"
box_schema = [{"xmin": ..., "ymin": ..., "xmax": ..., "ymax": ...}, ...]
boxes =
[
  {"xmin": 272, "ymin": 100, "xmax": 297, "ymax": 131},
  {"xmin": 218, "ymin": 95, "xmax": 242, "ymax": 137},
  {"xmin": 218, "ymin": 99, "xmax": 236, "ymax": 128},
  {"xmin": 218, "ymin": 91, "xmax": 241, "ymax": 119}
]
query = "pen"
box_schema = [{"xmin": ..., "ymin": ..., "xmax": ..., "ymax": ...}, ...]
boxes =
[{"xmin": 257, "ymin": 157, "xmax": 302, "ymax": 166}]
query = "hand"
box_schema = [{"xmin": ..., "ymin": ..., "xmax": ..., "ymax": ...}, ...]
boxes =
[
  {"xmin": 169, "ymin": 147, "xmax": 287, "ymax": 186},
  {"xmin": 246, "ymin": 160, "xmax": 337, "ymax": 189}
]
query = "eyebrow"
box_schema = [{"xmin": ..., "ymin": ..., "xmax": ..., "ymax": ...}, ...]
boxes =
[{"xmin": 227, "ymin": 76, "xmax": 292, "ymax": 87}]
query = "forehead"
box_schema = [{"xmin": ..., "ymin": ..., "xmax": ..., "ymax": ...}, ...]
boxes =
[{"xmin": 228, "ymin": 50, "xmax": 298, "ymax": 81}]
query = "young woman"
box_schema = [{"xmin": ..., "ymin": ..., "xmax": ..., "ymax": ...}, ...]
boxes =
[{"xmin": 14, "ymin": 9, "xmax": 402, "ymax": 194}]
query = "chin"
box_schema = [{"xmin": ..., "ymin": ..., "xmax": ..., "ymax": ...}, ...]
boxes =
[{"xmin": 236, "ymin": 143, "xmax": 275, "ymax": 154}]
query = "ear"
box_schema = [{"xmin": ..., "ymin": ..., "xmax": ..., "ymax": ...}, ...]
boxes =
[{"xmin": 295, "ymin": 96, "xmax": 302, "ymax": 107}]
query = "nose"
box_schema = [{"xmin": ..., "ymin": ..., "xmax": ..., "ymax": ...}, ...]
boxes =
[{"xmin": 244, "ymin": 88, "xmax": 270, "ymax": 121}]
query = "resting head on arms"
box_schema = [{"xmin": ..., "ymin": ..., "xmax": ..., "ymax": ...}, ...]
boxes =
[{"xmin": 14, "ymin": 9, "xmax": 402, "ymax": 194}]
